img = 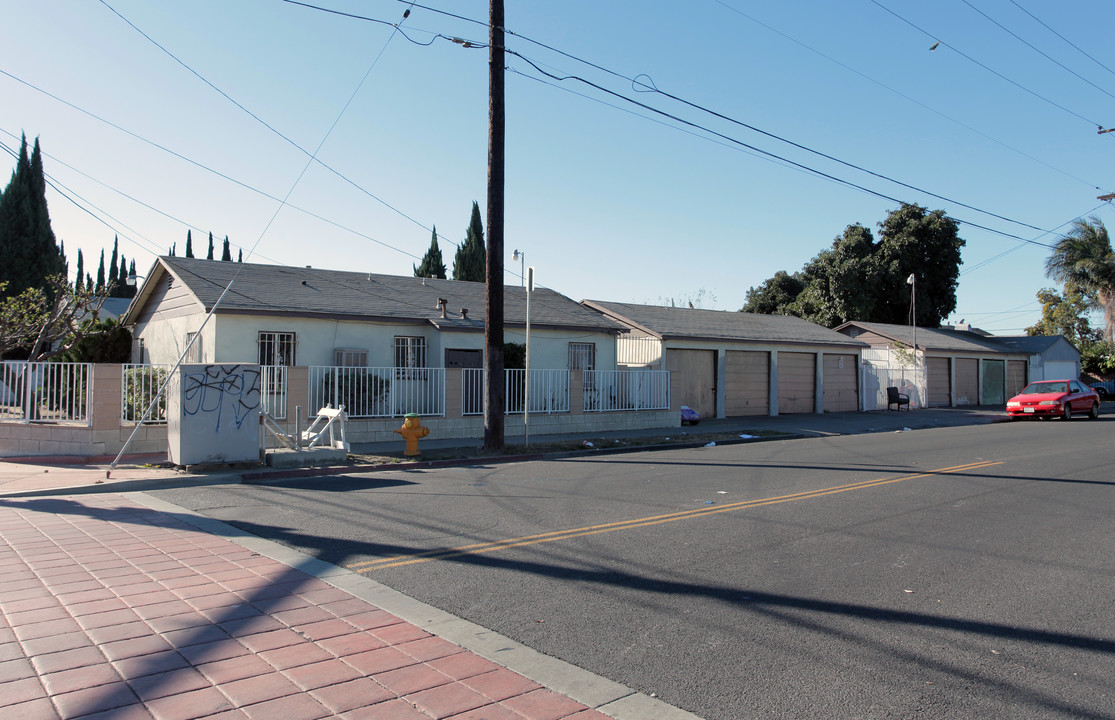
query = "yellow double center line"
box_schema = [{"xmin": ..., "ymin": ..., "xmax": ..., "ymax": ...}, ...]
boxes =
[{"xmin": 345, "ymin": 460, "xmax": 1003, "ymax": 572}]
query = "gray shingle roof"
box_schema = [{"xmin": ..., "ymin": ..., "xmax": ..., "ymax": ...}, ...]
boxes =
[
  {"xmin": 985, "ymin": 335, "xmax": 1064, "ymax": 354},
  {"xmin": 132, "ymin": 257, "xmax": 625, "ymax": 332},
  {"xmin": 583, "ymin": 300, "xmax": 867, "ymax": 348},
  {"xmin": 835, "ymin": 321, "xmax": 1023, "ymax": 354}
]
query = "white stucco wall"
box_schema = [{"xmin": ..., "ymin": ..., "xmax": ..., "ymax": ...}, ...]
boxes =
[{"xmin": 132, "ymin": 311, "xmax": 213, "ymax": 365}]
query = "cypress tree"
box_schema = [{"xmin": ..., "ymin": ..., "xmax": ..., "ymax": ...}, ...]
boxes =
[
  {"xmin": 169, "ymin": 242, "xmax": 176, "ymax": 256},
  {"xmin": 206, "ymin": 232, "xmax": 214, "ymax": 260},
  {"xmin": 74, "ymin": 248, "xmax": 84, "ymax": 291},
  {"xmin": 185, "ymin": 229, "xmax": 194, "ymax": 258},
  {"xmin": 221, "ymin": 236, "xmax": 232, "ymax": 261},
  {"xmin": 451, "ymin": 202, "xmax": 486, "ymax": 282},
  {"xmin": 0, "ymin": 133, "xmax": 63, "ymax": 298},
  {"xmin": 85, "ymin": 272, "xmax": 93, "ymax": 290},
  {"xmin": 237, "ymin": 249, "xmax": 243, "ymax": 262},
  {"xmin": 109, "ymin": 236, "xmax": 119, "ymax": 294},
  {"xmin": 414, "ymin": 226, "xmax": 447, "ymax": 279},
  {"xmin": 96, "ymin": 249, "xmax": 106, "ymax": 293}
]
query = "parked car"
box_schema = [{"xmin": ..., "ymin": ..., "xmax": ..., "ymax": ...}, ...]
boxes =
[
  {"xmin": 1089, "ymin": 380, "xmax": 1114, "ymax": 400},
  {"xmin": 1005, "ymin": 380, "xmax": 1100, "ymax": 421}
]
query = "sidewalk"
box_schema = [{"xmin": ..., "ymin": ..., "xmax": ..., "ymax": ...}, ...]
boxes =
[
  {"xmin": 0, "ymin": 407, "xmax": 1008, "ymax": 720},
  {"xmin": 0, "ymin": 492, "xmax": 690, "ymax": 720}
]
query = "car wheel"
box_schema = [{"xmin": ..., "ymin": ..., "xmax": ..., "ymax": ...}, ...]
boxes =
[
  {"xmin": 1063, "ymin": 403, "xmax": 1072, "ymax": 421},
  {"xmin": 1089, "ymin": 402, "xmax": 1100, "ymax": 419}
]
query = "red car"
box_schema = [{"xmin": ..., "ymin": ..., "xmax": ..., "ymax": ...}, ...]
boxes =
[{"xmin": 1005, "ymin": 379, "xmax": 1101, "ymax": 421}]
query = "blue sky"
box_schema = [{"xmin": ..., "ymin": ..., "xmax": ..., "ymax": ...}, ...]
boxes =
[{"xmin": 3, "ymin": 0, "xmax": 1113, "ymax": 333}]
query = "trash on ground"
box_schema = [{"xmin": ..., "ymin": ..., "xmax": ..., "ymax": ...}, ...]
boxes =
[
  {"xmin": 739, "ymin": 434, "xmax": 756, "ymax": 439},
  {"xmin": 717, "ymin": 491, "xmax": 727, "ymax": 494},
  {"xmin": 582, "ymin": 440, "xmax": 594, "ymax": 448},
  {"xmin": 704, "ymin": 441, "xmax": 716, "ymax": 447}
]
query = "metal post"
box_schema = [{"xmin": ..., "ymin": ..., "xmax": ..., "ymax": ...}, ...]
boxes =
[{"xmin": 524, "ymin": 267, "xmax": 533, "ymax": 448}]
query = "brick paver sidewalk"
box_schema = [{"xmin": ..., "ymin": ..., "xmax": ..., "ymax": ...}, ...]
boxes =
[{"xmin": 0, "ymin": 494, "xmax": 610, "ymax": 719}]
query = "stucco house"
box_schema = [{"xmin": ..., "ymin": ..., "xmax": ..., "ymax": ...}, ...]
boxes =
[
  {"xmin": 123, "ymin": 257, "xmax": 626, "ymax": 372},
  {"xmin": 581, "ymin": 301, "xmax": 869, "ymax": 417},
  {"xmin": 833, "ymin": 321, "xmax": 1077, "ymax": 409}
]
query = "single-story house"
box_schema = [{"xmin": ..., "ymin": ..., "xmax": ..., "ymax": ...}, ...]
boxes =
[
  {"xmin": 123, "ymin": 257, "xmax": 627, "ymax": 372},
  {"xmin": 832, "ymin": 321, "xmax": 1075, "ymax": 408},
  {"xmin": 581, "ymin": 301, "xmax": 869, "ymax": 417},
  {"xmin": 981, "ymin": 334, "xmax": 1081, "ymax": 383}
]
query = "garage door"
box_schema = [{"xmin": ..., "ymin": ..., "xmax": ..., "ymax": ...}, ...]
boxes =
[
  {"xmin": 667, "ymin": 349, "xmax": 717, "ymax": 419},
  {"xmin": 1006, "ymin": 360, "xmax": 1027, "ymax": 398},
  {"xmin": 955, "ymin": 358, "xmax": 979, "ymax": 405},
  {"xmin": 725, "ymin": 351, "xmax": 769, "ymax": 416},
  {"xmin": 1043, "ymin": 361, "xmax": 1077, "ymax": 381},
  {"xmin": 822, "ymin": 354, "xmax": 857, "ymax": 412},
  {"xmin": 982, "ymin": 359, "xmax": 1006, "ymax": 405},
  {"xmin": 927, "ymin": 357, "xmax": 951, "ymax": 407},
  {"xmin": 778, "ymin": 352, "xmax": 816, "ymax": 414}
]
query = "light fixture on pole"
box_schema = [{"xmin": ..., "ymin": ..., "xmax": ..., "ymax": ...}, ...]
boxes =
[
  {"xmin": 126, "ymin": 271, "xmax": 146, "ymax": 287},
  {"xmin": 906, "ymin": 273, "xmax": 917, "ymax": 398},
  {"xmin": 512, "ymin": 249, "xmax": 525, "ymax": 287},
  {"xmin": 524, "ymin": 266, "xmax": 534, "ymax": 448}
]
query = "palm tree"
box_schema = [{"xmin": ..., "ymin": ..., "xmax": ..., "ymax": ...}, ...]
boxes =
[{"xmin": 1045, "ymin": 217, "xmax": 1115, "ymax": 343}]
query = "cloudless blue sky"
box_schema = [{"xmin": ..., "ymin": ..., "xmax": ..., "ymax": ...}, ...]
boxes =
[{"xmin": 3, "ymin": 0, "xmax": 1113, "ymax": 333}]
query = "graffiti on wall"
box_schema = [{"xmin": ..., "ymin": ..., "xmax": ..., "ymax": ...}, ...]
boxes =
[{"xmin": 182, "ymin": 364, "xmax": 261, "ymax": 432}]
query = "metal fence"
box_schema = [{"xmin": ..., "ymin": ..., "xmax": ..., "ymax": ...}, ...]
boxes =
[
  {"xmin": 584, "ymin": 370, "xmax": 670, "ymax": 412},
  {"xmin": 121, "ymin": 364, "xmax": 171, "ymax": 423},
  {"xmin": 309, "ymin": 366, "xmax": 445, "ymax": 418},
  {"xmin": 260, "ymin": 365, "xmax": 288, "ymax": 420},
  {"xmin": 463, "ymin": 369, "xmax": 572, "ymax": 416},
  {"xmin": 0, "ymin": 361, "xmax": 92, "ymax": 424}
]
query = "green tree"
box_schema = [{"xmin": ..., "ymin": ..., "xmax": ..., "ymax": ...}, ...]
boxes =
[
  {"xmin": 237, "ymin": 249, "xmax": 243, "ymax": 262},
  {"xmin": 221, "ymin": 236, "xmax": 232, "ymax": 261},
  {"xmin": 54, "ymin": 317, "xmax": 132, "ymax": 363},
  {"xmin": 185, "ymin": 229, "xmax": 194, "ymax": 258},
  {"xmin": 206, "ymin": 232, "xmax": 215, "ymax": 260},
  {"xmin": 741, "ymin": 204, "xmax": 964, "ymax": 328},
  {"xmin": 0, "ymin": 134, "xmax": 65, "ymax": 299},
  {"xmin": 74, "ymin": 249, "xmax": 84, "ymax": 292},
  {"xmin": 1044, "ymin": 217, "xmax": 1115, "ymax": 344},
  {"xmin": 742, "ymin": 271, "xmax": 804, "ymax": 314},
  {"xmin": 452, "ymin": 202, "xmax": 486, "ymax": 282},
  {"xmin": 1027, "ymin": 284, "xmax": 1114, "ymax": 376},
  {"xmin": 95, "ymin": 250, "xmax": 106, "ymax": 293},
  {"xmin": 1, "ymin": 275, "xmax": 111, "ymax": 361},
  {"xmin": 109, "ymin": 236, "xmax": 119, "ymax": 291},
  {"xmin": 414, "ymin": 226, "xmax": 447, "ymax": 279}
]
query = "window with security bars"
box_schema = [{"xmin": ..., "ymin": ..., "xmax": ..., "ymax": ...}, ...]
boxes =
[
  {"xmin": 184, "ymin": 332, "xmax": 202, "ymax": 362},
  {"xmin": 568, "ymin": 343, "xmax": 595, "ymax": 371},
  {"xmin": 259, "ymin": 331, "xmax": 296, "ymax": 366},
  {"xmin": 394, "ymin": 336, "xmax": 427, "ymax": 379},
  {"xmin": 334, "ymin": 348, "xmax": 368, "ymax": 367}
]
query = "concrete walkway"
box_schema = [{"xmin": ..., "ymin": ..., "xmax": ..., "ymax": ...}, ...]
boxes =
[{"xmin": 0, "ymin": 406, "xmax": 1012, "ymax": 719}]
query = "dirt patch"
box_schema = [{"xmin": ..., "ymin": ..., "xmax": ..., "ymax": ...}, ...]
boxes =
[{"xmin": 347, "ymin": 428, "xmax": 789, "ymax": 467}]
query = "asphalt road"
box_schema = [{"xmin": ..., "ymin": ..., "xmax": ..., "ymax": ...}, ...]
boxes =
[{"xmin": 151, "ymin": 417, "xmax": 1115, "ymax": 720}]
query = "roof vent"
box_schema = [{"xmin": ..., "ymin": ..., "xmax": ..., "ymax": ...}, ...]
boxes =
[{"xmin": 461, "ymin": 308, "xmax": 469, "ymax": 319}]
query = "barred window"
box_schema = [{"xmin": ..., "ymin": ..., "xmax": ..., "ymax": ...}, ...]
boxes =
[
  {"xmin": 568, "ymin": 342, "xmax": 595, "ymax": 371},
  {"xmin": 259, "ymin": 331, "xmax": 296, "ymax": 366},
  {"xmin": 184, "ymin": 332, "xmax": 202, "ymax": 363},
  {"xmin": 394, "ymin": 336, "xmax": 427, "ymax": 379}
]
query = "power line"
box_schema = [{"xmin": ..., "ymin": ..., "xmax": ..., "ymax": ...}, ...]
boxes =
[
  {"xmin": 958, "ymin": 0, "xmax": 1115, "ymax": 103},
  {"xmin": 867, "ymin": 0, "xmax": 1103, "ymax": 127},
  {"xmin": 708, "ymin": 0, "xmax": 1100, "ymax": 190},
  {"xmin": 1007, "ymin": 0, "xmax": 1115, "ymax": 80}
]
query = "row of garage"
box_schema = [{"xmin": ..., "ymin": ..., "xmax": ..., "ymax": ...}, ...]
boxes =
[{"xmin": 667, "ymin": 348, "xmax": 861, "ymax": 418}]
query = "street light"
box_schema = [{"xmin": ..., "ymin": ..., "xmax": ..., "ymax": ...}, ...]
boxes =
[
  {"xmin": 907, "ymin": 273, "xmax": 917, "ymax": 404},
  {"xmin": 524, "ymin": 266, "xmax": 534, "ymax": 447},
  {"xmin": 512, "ymin": 249, "xmax": 525, "ymax": 287}
]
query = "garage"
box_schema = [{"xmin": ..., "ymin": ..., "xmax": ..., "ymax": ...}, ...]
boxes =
[
  {"xmin": 778, "ymin": 352, "xmax": 816, "ymax": 414},
  {"xmin": 725, "ymin": 350, "xmax": 769, "ymax": 416},
  {"xmin": 955, "ymin": 358, "xmax": 979, "ymax": 405},
  {"xmin": 1006, "ymin": 359, "xmax": 1027, "ymax": 398},
  {"xmin": 822, "ymin": 354, "xmax": 857, "ymax": 412},
  {"xmin": 927, "ymin": 357, "xmax": 951, "ymax": 407},
  {"xmin": 668, "ymin": 349, "xmax": 717, "ymax": 419}
]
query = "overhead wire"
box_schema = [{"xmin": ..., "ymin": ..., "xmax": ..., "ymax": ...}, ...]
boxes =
[
  {"xmin": 1007, "ymin": 0, "xmax": 1115, "ymax": 81},
  {"xmin": 866, "ymin": 0, "xmax": 1103, "ymax": 127},
  {"xmin": 957, "ymin": 0, "xmax": 1115, "ymax": 103}
]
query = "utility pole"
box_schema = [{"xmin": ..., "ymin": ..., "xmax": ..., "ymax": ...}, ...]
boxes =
[{"xmin": 483, "ymin": 0, "xmax": 506, "ymax": 452}]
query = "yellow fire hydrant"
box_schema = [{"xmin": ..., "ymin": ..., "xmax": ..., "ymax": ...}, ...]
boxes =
[{"xmin": 394, "ymin": 413, "xmax": 430, "ymax": 456}]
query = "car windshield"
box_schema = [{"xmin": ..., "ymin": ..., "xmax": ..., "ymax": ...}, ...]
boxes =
[{"xmin": 1022, "ymin": 382, "xmax": 1068, "ymax": 395}]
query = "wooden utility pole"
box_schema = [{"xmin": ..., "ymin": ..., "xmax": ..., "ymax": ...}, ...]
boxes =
[{"xmin": 483, "ymin": 0, "xmax": 506, "ymax": 452}]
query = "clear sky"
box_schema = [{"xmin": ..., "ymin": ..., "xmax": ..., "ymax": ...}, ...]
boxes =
[{"xmin": 3, "ymin": 0, "xmax": 1113, "ymax": 333}]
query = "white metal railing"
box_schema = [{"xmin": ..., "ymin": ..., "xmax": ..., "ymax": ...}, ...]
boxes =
[
  {"xmin": 260, "ymin": 365, "xmax": 288, "ymax": 420},
  {"xmin": 309, "ymin": 366, "xmax": 445, "ymax": 418},
  {"xmin": 505, "ymin": 369, "xmax": 570, "ymax": 414},
  {"xmin": 584, "ymin": 370, "xmax": 670, "ymax": 412},
  {"xmin": 121, "ymin": 364, "xmax": 171, "ymax": 423},
  {"xmin": 617, "ymin": 336, "xmax": 664, "ymax": 366},
  {"xmin": 1, "ymin": 361, "xmax": 92, "ymax": 424},
  {"xmin": 463, "ymin": 368, "xmax": 572, "ymax": 416}
]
